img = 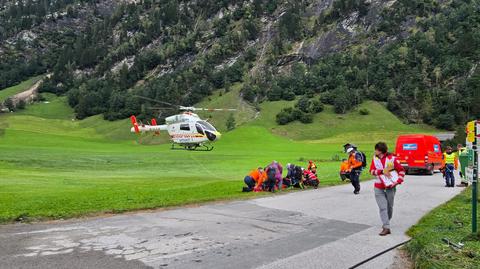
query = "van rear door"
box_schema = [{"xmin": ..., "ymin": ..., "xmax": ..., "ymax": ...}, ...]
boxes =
[
  {"xmin": 426, "ymin": 136, "xmax": 443, "ymax": 169},
  {"xmin": 396, "ymin": 136, "xmax": 425, "ymax": 168}
]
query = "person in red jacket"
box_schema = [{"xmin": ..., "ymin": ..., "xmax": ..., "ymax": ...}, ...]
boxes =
[{"xmin": 369, "ymin": 142, "xmax": 405, "ymax": 236}]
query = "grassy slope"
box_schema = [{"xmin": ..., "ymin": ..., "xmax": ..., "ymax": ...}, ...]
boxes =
[
  {"xmin": 0, "ymin": 81, "xmax": 437, "ymax": 223},
  {"xmin": 0, "ymin": 75, "xmax": 43, "ymax": 102},
  {"xmin": 252, "ymin": 100, "xmax": 438, "ymax": 142},
  {"xmin": 195, "ymin": 83, "xmax": 257, "ymax": 132},
  {"xmin": 406, "ymin": 189, "xmax": 480, "ymax": 268}
]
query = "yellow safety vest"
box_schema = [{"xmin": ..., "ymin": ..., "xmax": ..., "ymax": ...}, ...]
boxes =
[{"xmin": 444, "ymin": 152, "xmax": 456, "ymax": 164}]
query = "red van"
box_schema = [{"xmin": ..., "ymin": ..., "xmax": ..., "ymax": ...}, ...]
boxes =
[{"xmin": 394, "ymin": 135, "xmax": 444, "ymax": 175}]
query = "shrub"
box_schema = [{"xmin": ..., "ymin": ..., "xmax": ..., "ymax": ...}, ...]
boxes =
[
  {"xmin": 226, "ymin": 113, "xmax": 236, "ymax": 131},
  {"xmin": 16, "ymin": 100, "xmax": 26, "ymax": 110},
  {"xmin": 359, "ymin": 108, "xmax": 370, "ymax": 115},
  {"xmin": 3, "ymin": 98, "xmax": 15, "ymax": 111},
  {"xmin": 434, "ymin": 114, "xmax": 455, "ymax": 130},
  {"xmin": 320, "ymin": 91, "xmax": 335, "ymax": 105},
  {"xmin": 282, "ymin": 90, "xmax": 296, "ymax": 101},
  {"xmin": 299, "ymin": 113, "xmax": 314, "ymax": 123},
  {"xmin": 309, "ymin": 99, "xmax": 324, "ymax": 113},
  {"xmin": 276, "ymin": 108, "xmax": 294, "ymax": 125}
]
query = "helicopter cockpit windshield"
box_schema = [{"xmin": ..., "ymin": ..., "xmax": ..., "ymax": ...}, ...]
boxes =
[
  {"xmin": 197, "ymin": 121, "xmax": 217, "ymax": 132},
  {"xmin": 197, "ymin": 121, "xmax": 218, "ymax": 141}
]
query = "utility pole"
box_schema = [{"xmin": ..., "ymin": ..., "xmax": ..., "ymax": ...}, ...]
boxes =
[{"xmin": 473, "ymin": 122, "xmax": 478, "ymax": 233}]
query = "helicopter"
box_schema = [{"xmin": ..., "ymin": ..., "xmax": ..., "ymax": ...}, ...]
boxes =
[{"xmin": 130, "ymin": 96, "xmax": 236, "ymax": 151}]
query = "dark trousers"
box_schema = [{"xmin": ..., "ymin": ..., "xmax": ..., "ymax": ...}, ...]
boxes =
[
  {"xmin": 340, "ymin": 172, "xmax": 350, "ymax": 181},
  {"xmin": 283, "ymin": 178, "xmax": 292, "ymax": 187},
  {"xmin": 263, "ymin": 178, "xmax": 276, "ymax": 192},
  {"xmin": 445, "ymin": 164, "xmax": 455, "ymax": 187},
  {"xmin": 350, "ymin": 170, "xmax": 361, "ymax": 192},
  {"xmin": 244, "ymin": 176, "xmax": 255, "ymax": 190}
]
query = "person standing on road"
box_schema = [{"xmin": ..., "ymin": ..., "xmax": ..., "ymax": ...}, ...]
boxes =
[
  {"xmin": 369, "ymin": 142, "xmax": 405, "ymax": 236},
  {"xmin": 443, "ymin": 146, "xmax": 457, "ymax": 187},
  {"xmin": 347, "ymin": 147, "xmax": 363, "ymax": 194}
]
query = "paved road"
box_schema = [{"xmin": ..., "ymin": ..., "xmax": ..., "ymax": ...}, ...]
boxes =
[{"xmin": 0, "ymin": 173, "xmax": 462, "ymax": 269}]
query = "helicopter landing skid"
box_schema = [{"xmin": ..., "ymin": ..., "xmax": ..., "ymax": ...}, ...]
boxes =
[{"xmin": 171, "ymin": 144, "xmax": 214, "ymax": 151}]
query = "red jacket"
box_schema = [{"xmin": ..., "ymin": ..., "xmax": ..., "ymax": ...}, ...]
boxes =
[
  {"xmin": 303, "ymin": 169, "xmax": 318, "ymax": 181},
  {"xmin": 369, "ymin": 153, "xmax": 405, "ymax": 189}
]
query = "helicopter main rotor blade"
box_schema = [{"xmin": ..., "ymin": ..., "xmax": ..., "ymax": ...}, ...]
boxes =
[
  {"xmin": 134, "ymin": 95, "xmax": 178, "ymax": 108},
  {"xmin": 147, "ymin": 107, "xmax": 177, "ymax": 110},
  {"xmin": 179, "ymin": 106, "xmax": 237, "ymax": 112}
]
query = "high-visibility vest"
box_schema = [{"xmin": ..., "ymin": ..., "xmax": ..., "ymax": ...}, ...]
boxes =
[{"xmin": 444, "ymin": 152, "xmax": 456, "ymax": 164}]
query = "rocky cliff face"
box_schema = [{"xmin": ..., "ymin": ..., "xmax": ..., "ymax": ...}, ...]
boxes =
[{"xmin": 1, "ymin": 0, "xmax": 401, "ymax": 87}]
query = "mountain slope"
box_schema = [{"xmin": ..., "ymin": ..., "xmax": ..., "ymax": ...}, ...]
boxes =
[{"xmin": 1, "ymin": 0, "xmax": 479, "ymax": 129}]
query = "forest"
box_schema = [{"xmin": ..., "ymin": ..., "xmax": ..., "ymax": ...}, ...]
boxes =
[{"xmin": 0, "ymin": 0, "xmax": 479, "ymax": 130}]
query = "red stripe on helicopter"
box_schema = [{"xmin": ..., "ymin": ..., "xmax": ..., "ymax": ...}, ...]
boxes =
[{"xmin": 170, "ymin": 134, "xmax": 206, "ymax": 138}]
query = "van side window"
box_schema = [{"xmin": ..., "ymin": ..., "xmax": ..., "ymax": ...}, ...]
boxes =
[
  {"xmin": 433, "ymin": 144, "xmax": 440, "ymax": 152},
  {"xmin": 180, "ymin": 124, "xmax": 190, "ymax": 131}
]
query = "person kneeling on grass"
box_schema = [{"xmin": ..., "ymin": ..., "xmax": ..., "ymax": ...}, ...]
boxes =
[
  {"xmin": 283, "ymin": 163, "xmax": 295, "ymax": 188},
  {"xmin": 243, "ymin": 167, "xmax": 265, "ymax": 192},
  {"xmin": 264, "ymin": 164, "xmax": 278, "ymax": 192},
  {"xmin": 369, "ymin": 142, "xmax": 405, "ymax": 236},
  {"xmin": 339, "ymin": 159, "xmax": 350, "ymax": 181},
  {"xmin": 303, "ymin": 168, "xmax": 319, "ymax": 188},
  {"xmin": 269, "ymin": 161, "xmax": 283, "ymax": 191},
  {"xmin": 291, "ymin": 165, "xmax": 305, "ymax": 189}
]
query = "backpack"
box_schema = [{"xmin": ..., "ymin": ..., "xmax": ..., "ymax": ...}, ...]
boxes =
[
  {"xmin": 294, "ymin": 166, "xmax": 303, "ymax": 178},
  {"xmin": 267, "ymin": 166, "xmax": 277, "ymax": 180},
  {"xmin": 356, "ymin": 151, "xmax": 367, "ymax": 168}
]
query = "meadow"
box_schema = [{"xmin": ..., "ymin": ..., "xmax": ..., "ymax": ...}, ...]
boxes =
[{"xmin": 0, "ymin": 81, "xmax": 437, "ymax": 223}]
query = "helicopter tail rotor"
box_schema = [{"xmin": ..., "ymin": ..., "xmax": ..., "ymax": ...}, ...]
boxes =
[{"xmin": 130, "ymin": 115, "xmax": 140, "ymax": 134}]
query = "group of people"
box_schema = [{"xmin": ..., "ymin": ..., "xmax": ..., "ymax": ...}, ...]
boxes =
[
  {"xmin": 242, "ymin": 160, "xmax": 319, "ymax": 193},
  {"xmin": 442, "ymin": 144, "xmax": 468, "ymax": 188},
  {"xmin": 241, "ymin": 142, "xmax": 406, "ymax": 237}
]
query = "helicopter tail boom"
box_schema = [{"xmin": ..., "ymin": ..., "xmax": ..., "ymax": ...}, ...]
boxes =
[{"xmin": 130, "ymin": 115, "xmax": 167, "ymax": 134}]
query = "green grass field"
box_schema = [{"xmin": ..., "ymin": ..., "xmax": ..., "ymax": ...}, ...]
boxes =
[
  {"xmin": 0, "ymin": 75, "xmax": 44, "ymax": 102},
  {"xmin": 406, "ymin": 188, "xmax": 480, "ymax": 268},
  {"xmin": 0, "ymin": 80, "xmax": 437, "ymax": 223}
]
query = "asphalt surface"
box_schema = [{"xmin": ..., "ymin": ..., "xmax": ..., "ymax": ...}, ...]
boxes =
[{"xmin": 0, "ymin": 173, "xmax": 462, "ymax": 269}]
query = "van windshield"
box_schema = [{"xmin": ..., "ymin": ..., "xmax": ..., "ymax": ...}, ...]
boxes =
[{"xmin": 402, "ymin": 143, "xmax": 418, "ymax": 150}]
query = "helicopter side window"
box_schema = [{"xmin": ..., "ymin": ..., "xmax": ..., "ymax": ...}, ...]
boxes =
[
  {"xmin": 180, "ymin": 124, "xmax": 190, "ymax": 131},
  {"xmin": 195, "ymin": 123, "xmax": 205, "ymax": 135}
]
